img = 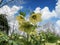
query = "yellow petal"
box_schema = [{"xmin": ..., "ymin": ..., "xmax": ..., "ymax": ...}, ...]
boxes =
[{"xmin": 29, "ymin": 13, "xmax": 42, "ymax": 24}]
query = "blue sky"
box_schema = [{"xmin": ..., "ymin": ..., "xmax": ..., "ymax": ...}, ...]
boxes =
[
  {"xmin": 0, "ymin": 0, "xmax": 60, "ymax": 24},
  {"xmin": 0, "ymin": 0, "xmax": 60, "ymax": 34},
  {"xmin": 3, "ymin": 0, "xmax": 59, "ymax": 23},
  {"xmin": 23, "ymin": 0, "xmax": 57, "ymax": 11},
  {"xmin": 1, "ymin": 0, "xmax": 57, "ymax": 11}
]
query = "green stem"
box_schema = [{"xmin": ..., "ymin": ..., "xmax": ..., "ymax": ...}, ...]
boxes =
[{"xmin": 27, "ymin": 33, "xmax": 29, "ymax": 45}]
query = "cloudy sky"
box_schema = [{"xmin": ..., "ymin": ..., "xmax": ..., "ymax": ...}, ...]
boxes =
[{"xmin": 0, "ymin": 0, "xmax": 60, "ymax": 34}]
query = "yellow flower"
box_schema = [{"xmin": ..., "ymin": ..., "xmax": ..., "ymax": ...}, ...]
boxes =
[
  {"xmin": 29, "ymin": 13, "xmax": 42, "ymax": 24},
  {"xmin": 16, "ymin": 15, "xmax": 25, "ymax": 24},
  {"xmin": 57, "ymin": 40, "xmax": 60, "ymax": 43},
  {"xmin": 19, "ymin": 21, "xmax": 35, "ymax": 34}
]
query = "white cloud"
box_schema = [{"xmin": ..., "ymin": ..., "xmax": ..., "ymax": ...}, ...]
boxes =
[
  {"xmin": 54, "ymin": 0, "xmax": 60, "ymax": 34},
  {"xmin": 8, "ymin": 20, "xmax": 19, "ymax": 35},
  {"xmin": 0, "ymin": 5, "xmax": 23, "ymax": 16},
  {"xmin": 55, "ymin": 0, "xmax": 60, "ymax": 18},
  {"xmin": 56, "ymin": 20, "xmax": 60, "ymax": 27},
  {"xmin": 34, "ymin": 6, "xmax": 57, "ymax": 20},
  {"xmin": 41, "ymin": 7, "xmax": 55, "ymax": 20},
  {"xmin": 51, "ymin": 10, "xmax": 57, "ymax": 17},
  {"xmin": 56, "ymin": 0, "xmax": 60, "ymax": 5},
  {"xmin": 34, "ymin": 7, "xmax": 41, "ymax": 13},
  {"xmin": 53, "ymin": 0, "xmax": 60, "ymax": 35},
  {"xmin": 55, "ymin": 20, "xmax": 60, "ymax": 35},
  {"xmin": 34, "ymin": 0, "xmax": 60, "ymax": 20},
  {"xmin": 0, "ymin": 5, "xmax": 23, "ymax": 35},
  {"xmin": 55, "ymin": 26, "xmax": 60, "ymax": 35},
  {"xmin": 34, "ymin": 0, "xmax": 60, "ymax": 35},
  {"xmin": 0, "ymin": 5, "xmax": 22, "ymax": 22}
]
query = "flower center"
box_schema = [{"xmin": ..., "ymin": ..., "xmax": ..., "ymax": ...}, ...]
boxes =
[
  {"xmin": 20, "ymin": 16, "xmax": 24, "ymax": 19},
  {"xmin": 32, "ymin": 15, "xmax": 36, "ymax": 19}
]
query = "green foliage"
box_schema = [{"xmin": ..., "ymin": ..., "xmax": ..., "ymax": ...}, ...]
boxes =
[
  {"xmin": 16, "ymin": 11, "xmax": 60, "ymax": 45},
  {"xmin": 20, "ymin": 11, "xmax": 26, "ymax": 17},
  {"xmin": 0, "ymin": 11, "xmax": 60, "ymax": 45},
  {"xmin": 0, "ymin": 31, "xmax": 60, "ymax": 45},
  {"xmin": 46, "ymin": 32, "xmax": 58, "ymax": 43},
  {"xmin": 0, "ymin": 14, "xmax": 9, "ymax": 35}
]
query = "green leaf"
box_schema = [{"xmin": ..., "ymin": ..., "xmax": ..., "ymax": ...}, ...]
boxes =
[{"xmin": 20, "ymin": 11, "xmax": 26, "ymax": 17}]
